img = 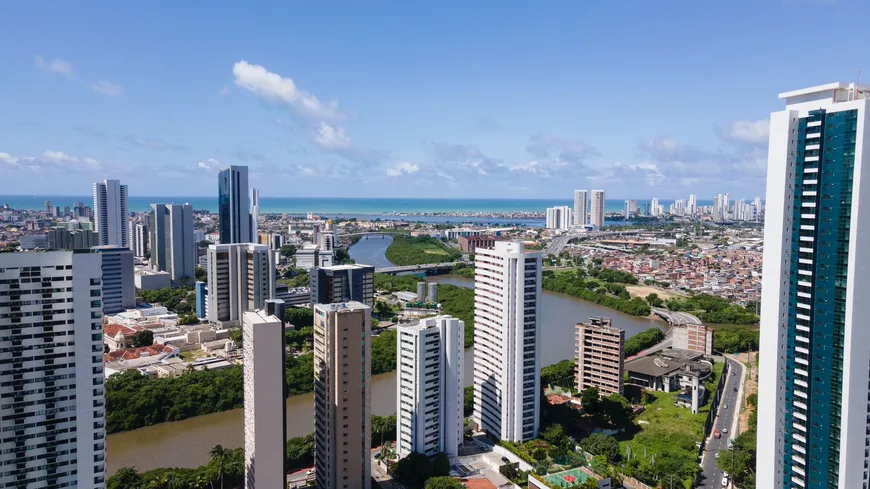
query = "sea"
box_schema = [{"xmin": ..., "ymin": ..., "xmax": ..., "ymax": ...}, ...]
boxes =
[{"xmin": 1, "ymin": 195, "xmax": 715, "ymax": 216}]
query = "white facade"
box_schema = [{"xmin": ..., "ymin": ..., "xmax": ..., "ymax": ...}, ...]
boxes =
[
  {"xmin": 545, "ymin": 206, "xmax": 572, "ymax": 230},
  {"xmin": 688, "ymin": 193, "xmax": 697, "ymax": 215},
  {"xmin": 590, "ymin": 190, "xmax": 605, "ymax": 228},
  {"xmin": 296, "ymin": 245, "xmax": 333, "ymax": 270},
  {"xmin": 0, "ymin": 251, "xmax": 106, "ymax": 488},
  {"xmin": 93, "ymin": 179, "xmax": 129, "ymax": 247},
  {"xmin": 573, "ymin": 190, "xmax": 588, "ymax": 227},
  {"xmin": 250, "ymin": 188, "xmax": 260, "ymax": 240},
  {"xmin": 206, "ymin": 243, "xmax": 277, "ymax": 327},
  {"xmin": 243, "ymin": 305, "xmax": 286, "ymax": 489},
  {"xmin": 151, "ymin": 203, "xmax": 195, "ymax": 283},
  {"xmin": 472, "ymin": 241, "xmax": 542, "ymax": 442},
  {"xmin": 757, "ymin": 82, "xmax": 870, "ymax": 489},
  {"xmin": 396, "ymin": 316, "xmax": 464, "ymax": 458},
  {"xmin": 129, "ymin": 221, "xmax": 148, "ymax": 257}
]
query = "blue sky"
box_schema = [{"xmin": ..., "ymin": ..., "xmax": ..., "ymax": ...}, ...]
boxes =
[{"xmin": 1, "ymin": 0, "xmax": 868, "ymax": 200}]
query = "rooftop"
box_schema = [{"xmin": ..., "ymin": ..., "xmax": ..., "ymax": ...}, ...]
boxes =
[{"xmin": 314, "ymin": 301, "xmax": 370, "ymax": 313}]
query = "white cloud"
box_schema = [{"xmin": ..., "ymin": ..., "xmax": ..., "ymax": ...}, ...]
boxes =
[
  {"xmin": 386, "ymin": 161, "xmax": 420, "ymax": 177},
  {"xmin": 91, "ymin": 81, "xmax": 123, "ymax": 97},
  {"xmin": 0, "ymin": 150, "xmax": 102, "ymax": 172},
  {"xmin": 33, "ymin": 55, "xmax": 74, "ymax": 77},
  {"xmin": 232, "ymin": 60, "xmax": 340, "ymax": 119},
  {"xmin": 197, "ymin": 158, "xmax": 222, "ymax": 172},
  {"xmin": 314, "ymin": 122, "xmax": 352, "ymax": 149},
  {"xmin": 723, "ymin": 119, "xmax": 770, "ymax": 145}
]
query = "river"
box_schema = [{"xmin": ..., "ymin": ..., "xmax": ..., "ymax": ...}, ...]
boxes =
[{"xmin": 106, "ymin": 237, "xmax": 662, "ymax": 474}]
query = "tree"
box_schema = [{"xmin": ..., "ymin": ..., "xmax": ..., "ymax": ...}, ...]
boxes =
[
  {"xmin": 578, "ymin": 479, "xmax": 599, "ymax": 489},
  {"xmin": 178, "ymin": 312, "xmax": 200, "ymax": 325},
  {"xmin": 209, "ymin": 444, "xmax": 230, "ymax": 489},
  {"xmin": 580, "ymin": 387, "xmax": 600, "ymax": 413},
  {"xmin": 108, "ymin": 467, "xmax": 143, "ymax": 489},
  {"xmin": 581, "ymin": 433, "xmax": 620, "ymax": 463},
  {"xmin": 433, "ymin": 452, "xmax": 450, "ymax": 477},
  {"xmin": 396, "ymin": 452, "xmax": 434, "ymax": 488},
  {"xmin": 589, "ymin": 454, "xmax": 609, "ymax": 476},
  {"xmin": 280, "ymin": 244, "xmax": 297, "ymax": 257},
  {"xmin": 425, "ymin": 477, "xmax": 465, "ymax": 489},
  {"xmin": 285, "ymin": 307, "xmax": 314, "ymax": 327},
  {"xmin": 645, "ymin": 293, "xmax": 663, "ymax": 307},
  {"xmin": 464, "ymin": 385, "xmax": 474, "ymax": 417},
  {"xmin": 198, "ymin": 240, "xmax": 211, "ymax": 248},
  {"xmin": 334, "ymin": 248, "xmax": 354, "ymax": 265},
  {"xmin": 132, "ymin": 330, "xmax": 154, "ymax": 348},
  {"xmin": 195, "ymin": 265, "xmax": 207, "ymax": 282}
]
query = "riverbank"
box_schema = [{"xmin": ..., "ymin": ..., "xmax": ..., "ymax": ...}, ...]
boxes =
[{"xmin": 384, "ymin": 235, "xmax": 462, "ymax": 265}]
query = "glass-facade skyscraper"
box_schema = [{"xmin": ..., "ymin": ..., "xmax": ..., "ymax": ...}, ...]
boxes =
[
  {"xmin": 758, "ymin": 82, "xmax": 870, "ymax": 489},
  {"xmin": 218, "ymin": 165, "xmax": 251, "ymax": 244}
]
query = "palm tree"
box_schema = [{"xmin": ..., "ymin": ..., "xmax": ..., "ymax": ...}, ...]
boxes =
[{"xmin": 209, "ymin": 445, "xmax": 229, "ymax": 489}]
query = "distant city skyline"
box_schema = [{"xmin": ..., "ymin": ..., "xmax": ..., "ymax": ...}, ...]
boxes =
[{"xmin": 3, "ymin": 3, "xmax": 869, "ymax": 198}]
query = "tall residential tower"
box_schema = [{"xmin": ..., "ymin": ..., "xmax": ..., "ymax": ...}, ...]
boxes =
[
  {"xmin": 206, "ymin": 243, "xmax": 277, "ymax": 327},
  {"xmin": 757, "ymin": 82, "xmax": 870, "ymax": 489},
  {"xmin": 313, "ymin": 302, "xmax": 372, "ymax": 489},
  {"xmin": 590, "ymin": 190, "xmax": 605, "ymax": 228},
  {"xmin": 150, "ymin": 203, "xmax": 195, "ymax": 283},
  {"xmin": 472, "ymin": 241, "xmax": 542, "ymax": 442},
  {"xmin": 93, "ymin": 179, "xmax": 129, "ymax": 247},
  {"xmin": 573, "ymin": 190, "xmax": 588, "ymax": 227},
  {"xmin": 310, "ymin": 264, "xmax": 375, "ymax": 307},
  {"xmin": 218, "ymin": 165, "xmax": 251, "ymax": 244}
]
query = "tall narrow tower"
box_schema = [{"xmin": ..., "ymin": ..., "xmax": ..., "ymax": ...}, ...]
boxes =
[
  {"xmin": 472, "ymin": 241, "xmax": 542, "ymax": 442},
  {"xmin": 93, "ymin": 179, "xmax": 129, "ymax": 246},
  {"xmin": 218, "ymin": 165, "xmax": 251, "ymax": 244},
  {"xmin": 573, "ymin": 190, "xmax": 588, "ymax": 227},
  {"xmin": 590, "ymin": 190, "xmax": 605, "ymax": 228},
  {"xmin": 757, "ymin": 82, "xmax": 870, "ymax": 489}
]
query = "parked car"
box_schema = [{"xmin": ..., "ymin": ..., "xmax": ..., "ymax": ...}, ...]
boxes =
[
  {"xmin": 713, "ymin": 429, "xmax": 721, "ymax": 439},
  {"xmin": 722, "ymin": 476, "xmax": 729, "ymax": 487}
]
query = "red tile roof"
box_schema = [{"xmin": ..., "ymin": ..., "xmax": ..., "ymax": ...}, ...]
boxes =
[
  {"xmin": 104, "ymin": 345, "xmax": 174, "ymax": 362},
  {"xmin": 103, "ymin": 324, "xmax": 138, "ymax": 337}
]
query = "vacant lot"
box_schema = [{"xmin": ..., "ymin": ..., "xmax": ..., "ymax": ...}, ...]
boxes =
[{"xmin": 625, "ymin": 285, "xmax": 684, "ymax": 301}]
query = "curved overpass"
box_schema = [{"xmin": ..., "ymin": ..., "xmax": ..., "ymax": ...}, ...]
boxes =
[{"xmin": 652, "ymin": 307, "xmax": 702, "ymax": 325}]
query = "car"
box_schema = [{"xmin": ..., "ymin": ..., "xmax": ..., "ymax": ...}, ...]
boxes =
[
  {"xmin": 722, "ymin": 476, "xmax": 730, "ymax": 487},
  {"xmin": 502, "ymin": 457, "xmax": 510, "ymax": 464},
  {"xmin": 715, "ymin": 451, "xmax": 720, "ymax": 459},
  {"xmin": 713, "ymin": 429, "xmax": 721, "ymax": 439},
  {"xmin": 722, "ymin": 428, "xmax": 728, "ymax": 434},
  {"xmin": 306, "ymin": 469, "xmax": 315, "ymax": 476},
  {"xmin": 725, "ymin": 404, "xmax": 729, "ymax": 410},
  {"xmin": 733, "ymin": 387, "xmax": 738, "ymax": 392}
]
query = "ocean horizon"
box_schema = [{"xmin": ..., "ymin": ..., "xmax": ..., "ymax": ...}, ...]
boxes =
[{"xmin": 1, "ymin": 194, "xmax": 717, "ymax": 215}]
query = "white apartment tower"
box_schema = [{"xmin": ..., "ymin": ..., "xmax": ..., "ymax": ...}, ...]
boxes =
[
  {"xmin": 243, "ymin": 300, "xmax": 287, "ymax": 489},
  {"xmin": 545, "ymin": 206, "xmax": 572, "ymax": 230},
  {"xmin": 0, "ymin": 251, "xmax": 107, "ymax": 488},
  {"xmin": 757, "ymin": 82, "xmax": 870, "ymax": 489},
  {"xmin": 251, "ymin": 188, "xmax": 260, "ymax": 241},
  {"xmin": 573, "ymin": 190, "xmax": 588, "ymax": 227},
  {"xmin": 93, "ymin": 179, "xmax": 129, "ymax": 247},
  {"xmin": 396, "ymin": 316, "xmax": 464, "ymax": 459},
  {"xmin": 688, "ymin": 194, "xmax": 697, "ymax": 215},
  {"xmin": 590, "ymin": 190, "xmax": 605, "ymax": 228},
  {"xmin": 472, "ymin": 241, "xmax": 542, "ymax": 442},
  {"xmin": 313, "ymin": 302, "xmax": 372, "ymax": 489},
  {"xmin": 128, "ymin": 221, "xmax": 147, "ymax": 258},
  {"xmin": 206, "ymin": 243, "xmax": 277, "ymax": 327}
]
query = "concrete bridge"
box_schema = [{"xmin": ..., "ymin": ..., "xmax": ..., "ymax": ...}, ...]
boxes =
[
  {"xmin": 651, "ymin": 307, "xmax": 703, "ymax": 325},
  {"xmin": 375, "ymin": 261, "xmax": 466, "ymax": 275}
]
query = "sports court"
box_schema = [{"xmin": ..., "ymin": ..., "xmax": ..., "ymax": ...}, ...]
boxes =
[{"xmin": 542, "ymin": 467, "xmax": 595, "ymax": 487}]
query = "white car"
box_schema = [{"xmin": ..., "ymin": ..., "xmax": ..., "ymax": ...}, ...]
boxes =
[
  {"xmin": 722, "ymin": 428, "xmax": 728, "ymax": 434},
  {"xmin": 715, "ymin": 451, "xmax": 720, "ymax": 459},
  {"xmin": 722, "ymin": 475, "xmax": 729, "ymax": 487}
]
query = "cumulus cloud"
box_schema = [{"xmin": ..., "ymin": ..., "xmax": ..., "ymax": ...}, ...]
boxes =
[
  {"xmin": 232, "ymin": 60, "xmax": 340, "ymax": 119},
  {"xmin": 0, "ymin": 150, "xmax": 102, "ymax": 172},
  {"xmin": 91, "ymin": 80, "xmax": 124, "ymax": 97},
  {"xmin": 314, "ymin": 122, "xmax": 352, "ymax": 149},
  {"xmin": 722, "ymin": 119, "xmax": 770, "ymax": 145},
  {"xmin": 386, "ymin": 162, "xmax": 420, "ymax": 177},
  {"xmin": 33, "ymin": 55, "xmax": 74, "ymax": 77},
  {"xmin": 197, "ymin": 158, "xmax": 222, "ymax": 172}
]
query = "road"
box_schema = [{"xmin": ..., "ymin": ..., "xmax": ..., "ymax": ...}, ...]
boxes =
[
  {"xmin": 697, "ymin": 357, "xmax": 745, "ymax": 488},
  {"xmin": 651, "ymin": 307, "xmax": 703, "ymax": 325}
]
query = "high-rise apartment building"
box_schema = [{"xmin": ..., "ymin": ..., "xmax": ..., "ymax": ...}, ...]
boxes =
[
  {"xmin": 46, "ymin": 227, "xmax": 99, "ymax": 250},
  {"xmin": 91, "ymin": 246, "xmax": 135, "ymax": 314},
  {"xmin": 575, "ymin": 317, "xmax": 624, "ymax": 396},
  {"xmin": 590, "ymin": 190, "xmax": 605, "ymax": 228},
  {"xmin": 472, "ymin": 241, "xmax": 542, "ymax": 442},
  {"xmin": 545, "ymin": 206, "xmax": 572, "ymax": 230},
  {"xmin": 0, "ymin": 251, "xmax": 106, "ymax": 488},
  {"xmin": 396, "ymin": 315, "xmax": 464, "ymax": 458},
  {"xmin": 250, "ymin": 188, "xmax": 260, "ymax": 240},
  {"xmin": 243, "ymin": 300, "xmax": 287, "ymax": 489},
  {"xmin": 313, "ymin": 302, "xmax": 372, "ymax": 489},
  {"xmin": 129, "ymin": 221, "xmax": 148, "ymax": 258},
  {"xmin": 150, "ymin": 203, "xmax": 195, "ymax": 284},
  {"xmin": 757, "ymin": 82, "xmax": 870, "ymax": 489},
  {"xmin": 688, "ymin": 194, "xmax": 697, "ymax": 215},
  {"xmin": 93, "ymin": 179, "xmax": 129, "ymax": 247},
  {"xmin": 573, "ymin": 190, "xmax": 588, "ymax": 227},
  {"xmin": 650, "ymin": 197, "xmax": 660, "ymax": 217},
  {"xmin": 218, "ymin": 165, "xmax": 251, "ymax": 244},
  {"xmin": 624, "ymin": 199, "xmax": 638, "ymax": 219},
  {"xmin": 310, "ymin": 264, "xmax": 375, "ymax": 307},
  {"xmin": 206, "ymin": 243, "xmax": 277, "ymax": 327}
]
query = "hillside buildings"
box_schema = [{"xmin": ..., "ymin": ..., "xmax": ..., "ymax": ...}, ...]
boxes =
[
  {"xmin": 243, "ymin": 300, "xmax": 287, "ymax": 489},
  {"xmin": 575, "ymin": 317, "xmax": 624, "ymax": 396},
  {"xmin": 206, "ymin": 243, "xmax": 278, "ymax": 327},
  {"xmin": 150, "ymin": 203, "xmax": 195, "ymax": 283},
  {"xmin": 472, "ymin": 241, "xmax": 542, "ymax": 442},
  {"xmin": 313, "ymin": 302, "xmax": 372, "ymax": 489},
  {"xmin": 310, "ymin": 264, "xmax": 375, "ymax": 307},
  {"xmin": 93, "ymin": 178, "xmax": 129, "ymax": 247},
  {"xmin": 757, "ymin": 82, "xmax": 870, "ymax": 489},
  {"xmin": 396, "ymin": 315, "xmax": 464, "ymax": 458},
  {"xmin": 0, "ymin": 251, "xmax": 107, "ymax": 488}
]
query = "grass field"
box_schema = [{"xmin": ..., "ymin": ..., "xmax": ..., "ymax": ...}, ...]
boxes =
[{"xmin": 418, "ymin": 243, "xmax": 450, "ymax": 255}]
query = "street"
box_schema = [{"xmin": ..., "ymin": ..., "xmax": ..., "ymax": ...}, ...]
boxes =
[{"xmin": 697, "ymin": 357, "xmax": 745, "ymax": 488}]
